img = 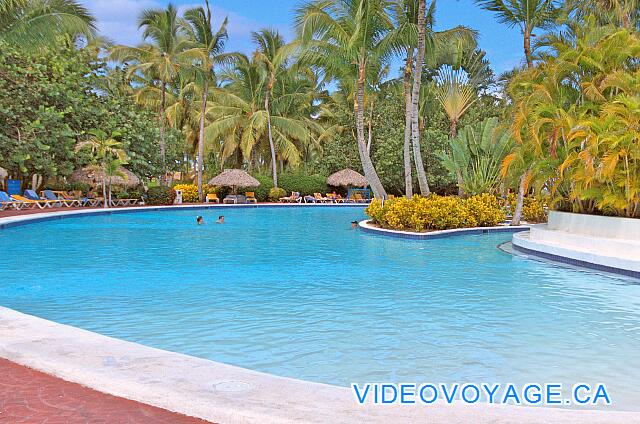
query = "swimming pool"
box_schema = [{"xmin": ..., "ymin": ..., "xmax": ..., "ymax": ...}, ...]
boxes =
[{"xmin": 1, "ymin": 207, "xmax": 639, "ymax": 410}]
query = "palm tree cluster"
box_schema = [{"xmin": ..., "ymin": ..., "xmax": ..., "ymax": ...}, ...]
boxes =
[{"xmin": 1, "ymin": 0, "xmax": 637, "ymax": 219}]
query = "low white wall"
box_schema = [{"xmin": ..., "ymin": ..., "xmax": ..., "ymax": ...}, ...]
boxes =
[{"xmin": 547, "ymin": 211, "xmax": 640, "ymax": 240}]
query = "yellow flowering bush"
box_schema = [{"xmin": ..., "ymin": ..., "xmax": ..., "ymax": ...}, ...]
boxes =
[
  {"xmin": 506, "ymin": 193, "xmax": 548, "ymax": 223},
  {"xmin": 173, "ymin": 184, "xmax": 199, "ymax": 202},
  {"xmin": 464, "ymin": 193, "xmax": 506, "ymax": 227},
  {"xmin": 365, "ymin": 198, "xmax": 385, "ymax": 223},
  {"xmin": 365, "ymin": 194, "xmax": 506, "ymax": 232}
]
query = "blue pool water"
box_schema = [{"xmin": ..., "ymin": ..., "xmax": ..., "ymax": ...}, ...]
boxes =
[{"xmin": 1, "ymin": 207, "xmax": 639, "ymax": 410}]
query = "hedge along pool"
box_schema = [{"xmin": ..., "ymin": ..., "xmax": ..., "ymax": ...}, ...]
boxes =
[{"xmin": 0, "ymin": 206, "xmax": 639, "ymax": 410}]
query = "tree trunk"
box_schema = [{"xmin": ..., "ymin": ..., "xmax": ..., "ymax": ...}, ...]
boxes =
[
  {"xmin": 450, "ymin": 119, "xmax": 465, "ymax": 197},
  {"xmin": 524, "ymin": 29, "xmax": 533, "ymax": 68},
  {"xmin": 355, "ymin": 59, "xmax": 386, "ymax": 199},
  {"xmin": 366, "ymin": 101, "xmax": 373, "ymax": 155},
  {"xmin": 101, "ymin": 162, "xmax": 108, "ymax": 209},
  {"xmin": 511, "ymin": 171, "xmax": 528, "ymax": 226},
  {"xmin": 159, "ymin": 82, "xmax": 167, "ymax": 183},
  {"xmin": 197, "ymin": 78, "xmax": 208, "ymax": 202},
  {"xmin": 265, "ymin": 89, "xmax": 278, "ymax": 188},
  {"xmin": 411, "ymin": 0, "xmax": 430, "ymax": 196},
  {"xmin": 403, "ymin": 52, "xmax": 413, "ymax": 199}
]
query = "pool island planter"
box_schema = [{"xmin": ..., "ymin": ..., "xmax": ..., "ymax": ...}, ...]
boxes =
[
  {"xmin": 358, "ymin": 220, "xmax": 530, "ymax": 239},
  {"xmin": 512, "ymin": 211, "xmax": 640, "ymax": 278}
]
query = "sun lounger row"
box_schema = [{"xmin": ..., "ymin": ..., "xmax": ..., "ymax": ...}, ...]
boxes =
[
  {"xmin": 0, "ymin": 189, "xmax": 141, "ymax": 211},
  {"xmin": 300, "ymin": 192, "xmax": 371, "ymax": 203}
]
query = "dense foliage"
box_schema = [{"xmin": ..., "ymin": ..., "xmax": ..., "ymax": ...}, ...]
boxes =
[
  {"xmin": 146, "ymin": 186, "xmax": 176, "ymax": 205},
  {"xmin": 0, "ymin": 42, "xmax": 182, "ymax": 185}
]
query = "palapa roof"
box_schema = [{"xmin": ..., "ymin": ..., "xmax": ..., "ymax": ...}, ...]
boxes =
[
  {"xmin": 70, "ymin": 165, "xmax": 141, "ymax": 188},
  {"xmin": 208, "ymin": 169, "xmax": 260, "ymax": 188},
  {"xmin": 327, "ymin": 168, "xmax": 367, "ymax": 187}
]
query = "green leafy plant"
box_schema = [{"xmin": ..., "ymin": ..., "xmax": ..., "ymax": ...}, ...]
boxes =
[
  {"xmin": 268, "ymin": 187, "xmax": 287, "ymax": 202},
  {"xmin": 146, "ymin": 186, "xmax": 176, "ymax": 205}
]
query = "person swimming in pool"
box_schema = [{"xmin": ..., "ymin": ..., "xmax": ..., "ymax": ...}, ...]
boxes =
[
  {"xmin": 196, "ymin": 216, "xmax": 203, "ymax": 225},
  {"xmin": 351, "ymin": 220, "xmax": 358, "ymax": 229},
  {"xmin": 216, "ymin": 215, "xmax": 225, "ymax": 224}
]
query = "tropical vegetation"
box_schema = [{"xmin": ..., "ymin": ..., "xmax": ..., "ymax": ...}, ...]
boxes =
[{"xmin": 0, "ymin": 0, "xmax": 637, "ymax": 221}]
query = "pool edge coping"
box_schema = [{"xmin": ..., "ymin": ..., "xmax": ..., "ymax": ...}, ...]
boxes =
[{"xmin": 1, "ymin": 307, "xmax": 637, "ymax": 424}]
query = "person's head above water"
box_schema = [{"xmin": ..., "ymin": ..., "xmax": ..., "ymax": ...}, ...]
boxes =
[
  {"xmin": 196, "ymin": 216, "xmax": 203, "ymax": 225},
  {"xmin": 216, "ymin": 215, "xmax": 225, "ymax": 224},
  {"xmin": 351, "ymin": 220, "xmax": 358, "ymax": 229}
]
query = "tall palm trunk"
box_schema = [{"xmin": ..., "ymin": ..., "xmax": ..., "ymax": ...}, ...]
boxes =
[
  {"xmin": 101, "ymin": 161, "xmax": 108, "ymax": 209},
  {"xmin": 355, "ymin": 58, "xmax": 386, "ymax": 199},
  {"xmin": 159, "ymin": 81, "xmax": 167, "ymax": 182},
  {"xmin": 450, "ymin": 119, "xmax": 465, "ymax": 197},
  {"xmin": 411, "ymin": 0, "xmax": 430, "ymax": 195},
  {"xmin": 523, "ymin": 28, "xmax": 533, "ymax": 68},
  {"xmin": 366, "ymin": 101, "xmax": 374, "ymax": 155},
  {"xmin": 512, "ymin": 30, "xmax": 534, "ymax": 217},
  {"xmin": 265, "ymin": 83, "xmax": 278, "ymax": 188},
  {"xmin": 511, "ymin": 171, "xmax": 528, "ymax": 226},
  {"xmin": 197, "ymin": 78, "xmax": 208, "ymax": 202},
  {"xmin": 403, "ymin": 52, "xmax": 413, "ymax": 198}
]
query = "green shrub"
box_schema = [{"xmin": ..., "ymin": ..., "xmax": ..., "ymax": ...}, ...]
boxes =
[
  {"xmin": 269, "ymin": 187, "xmax": 287, "ymax": 202},
  {"xmin": 279, "ymin": 173, "xmax": 328, "ymax": 197},
  {"xmin": 253, "ymin": 174, "xmax": 274, "ymax": 201},
  {"xmin": 146, "ymin": 186, "xmax": 176, "ymax": 205}
]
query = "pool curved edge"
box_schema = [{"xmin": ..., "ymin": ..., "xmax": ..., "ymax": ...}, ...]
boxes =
[
  {"xmin": 1, "ymin": 307, "xmax": 638, "ymax": 423},
  {"xmin": 358, "ymin": 220, "xmax": 530, "ymax": 239},
  {"xmin": 1, "ymin": 208, "xmax": 638, "ymax": 422},
  {"xmin": 0, "ymin": 203, "xmax": 367, "ymax": 230}
]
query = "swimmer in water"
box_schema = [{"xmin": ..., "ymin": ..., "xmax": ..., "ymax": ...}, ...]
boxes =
[
  {"xmin": 197, "ymin": 216, "xmax": 203, "ymax": 225},
  {"xmin": 216, "ymin": 215, "xmax": 225, "ymax": 224}
]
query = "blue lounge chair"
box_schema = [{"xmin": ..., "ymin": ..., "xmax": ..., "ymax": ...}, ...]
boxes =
[
  {"xmin": 22, "ymin": 189, "xmax": 61, "ymax": 208},
  {"xmin": 0, "ymin": 191, "xmax": 24, "ymax": 210},
  {"xmin": 43, "ymin": 189, "xmax": 81, "ymax": 207}
]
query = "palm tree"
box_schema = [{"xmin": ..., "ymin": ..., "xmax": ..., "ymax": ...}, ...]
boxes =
[
  {"xmin": 183, "ymin": 0, "xmax": 229, "ymax": 201},
  {"xmin": 205, "ymin": 55, "xmax": 310, "ymax": 171},
  {"xmin": 474, "ymin": 0, "xmax": 558, "ymax": 68},
  {"xmin": 295, "ymin": 0, "xmax": 390, "ymax": 199},
  {"xmin": 252, "ymin": 29, "xmax": 294, "ymax": 188},
  {"xmin": 110, "ymin": 3, "xmax": 189, "ymax": 178},
  {"xmin": 75, "ymin": 129, "xmax": 127, "ymax": 209},
  {"xmin": 386, "ymin": 0, "xmax": 476, "ymax": 197},
  {"xmin": 564, "ymin": 0, "xmax": 638, "ymax": 28},
  {"xmin": 0, "ymin": 0, "xmax": 95, "ymax": 47}
]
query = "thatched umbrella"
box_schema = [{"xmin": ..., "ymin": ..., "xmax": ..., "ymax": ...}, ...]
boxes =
[
  {"xmin": 327, "ymin": 168, "xmax": 367, "ymax": 187},
  {"xmin": 70, "ymin": 165, "xmax": 140, "ymax": 188},
  {"xmin": 209, "ymin": 169, "xmax": 260, "ymax": 193}
]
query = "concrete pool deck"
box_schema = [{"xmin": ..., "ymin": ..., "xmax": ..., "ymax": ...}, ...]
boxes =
[
  {"xmin": 2, "ymin": 307, "xmax": 639, "ymax": 424},
  {"xmin": 2, "ymin": 206, "xmax": 640, "ymax": 422}
]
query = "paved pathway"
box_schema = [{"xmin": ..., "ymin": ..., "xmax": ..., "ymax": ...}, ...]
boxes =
[{"xmin": 0, "ymin": 358, "xmax": 211, "ymax": 423}]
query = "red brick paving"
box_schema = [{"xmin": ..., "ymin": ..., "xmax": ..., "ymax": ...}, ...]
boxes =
[{"xmin": 0, "ymin": 358, "xmax": 212, "ymax": 423}]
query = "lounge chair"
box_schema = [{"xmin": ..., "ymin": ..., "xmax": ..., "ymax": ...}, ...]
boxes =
[
  {"xmin": 353, "ymin": 193, "xmax": 369, "ymax": 203},
  {"xmin": 24, "ymin": 189, "xmax": 63, "ymax": 208},
  {"xmin": 43, "ymin": 189, "xmax": 81, "ymax": 207},
  {"xmin": 304, "ymin": 194, "xmax": 317, "ymax": 203},
  {"xmin": 206, "ymin": 193, "xmax": 220, "ymax": 203},
  {"xmin": 0, "ymin": 191, "xmax": 23, "ymax": 210},
  {"xmin": 12, "ymin": 193, "xmax": 58, "ymax": 209},
  {"xmin": 223, "ymin": 194, "xmax": 238, "ymax": 204},
  {"xmin": 280, "ymin": 192, "xmax": 302, "ymax": 203},
  {"xmin": 245, "ymin": 192, "xmax": 257, "ymax": 204}
]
